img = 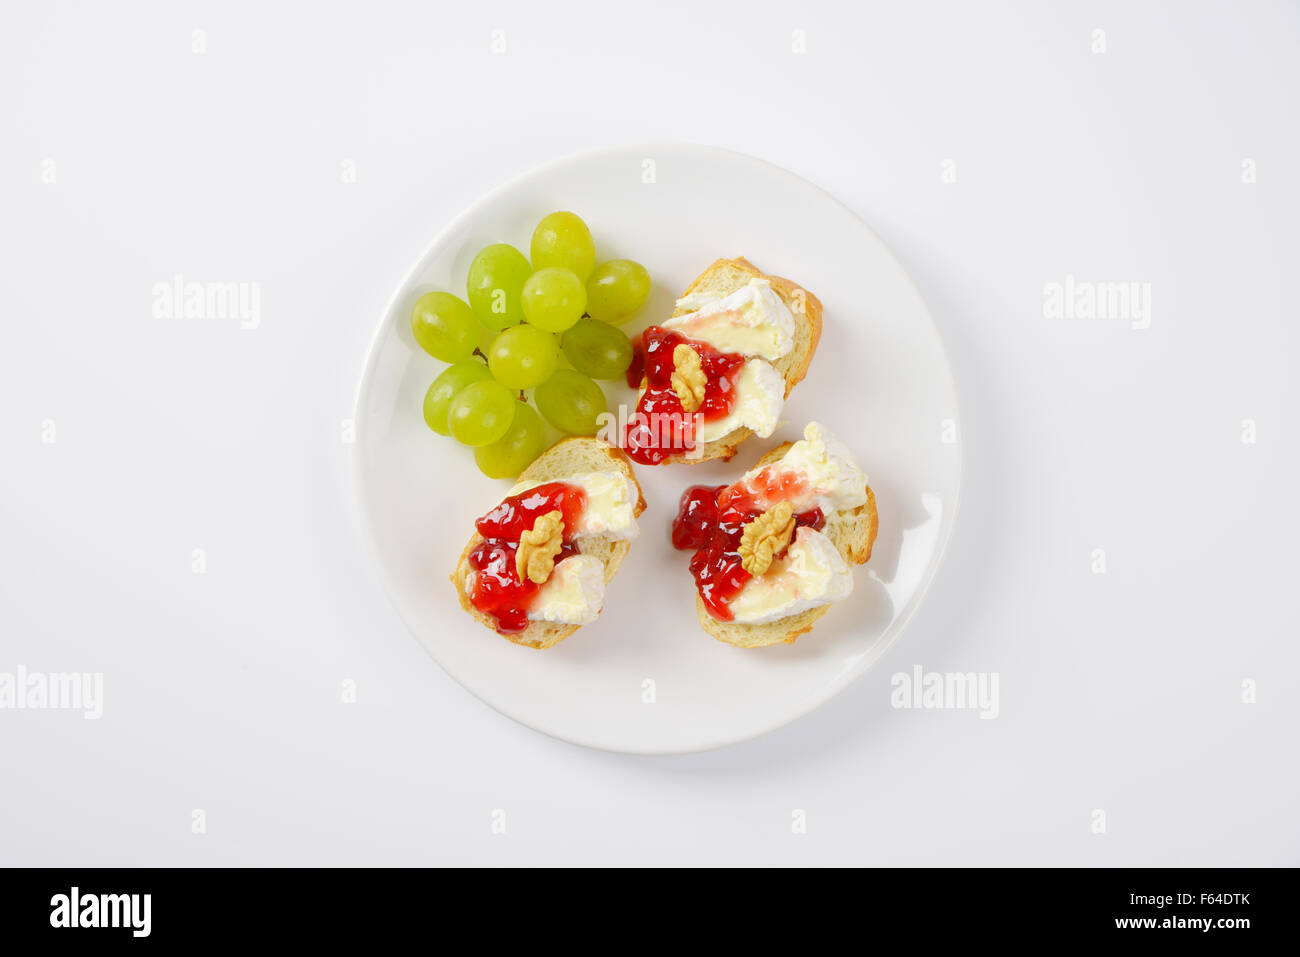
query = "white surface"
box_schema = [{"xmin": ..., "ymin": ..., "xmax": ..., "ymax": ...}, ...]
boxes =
[
  {"xmin": 1, "ymin": 0, "xmax": 1297, "ymax": 865},
  {"xmin": 353, "ymin": 145, "xmax": 960, "ymax": 753}
]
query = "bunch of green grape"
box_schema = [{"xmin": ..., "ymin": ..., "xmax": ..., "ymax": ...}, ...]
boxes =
[{"xmin": 411, "ymin": 211, "xmax": 652, "ymax": 478}]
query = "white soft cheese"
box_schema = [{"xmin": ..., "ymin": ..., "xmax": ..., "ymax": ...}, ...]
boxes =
[
  {"xmin": 727, "ymin": 527, "xmax": 854, "ymax": 624},
  {"xmin": 733, "ymin": 421, "xmax": 868, "ymax": 513},
  {"xmin": 671, "ymin": 289, "xmax": 722, "ymax": 312},
  {"xmin": 526, "ymin": 554, "xmax": 605, "ymax": 625},
  {"xmin": 508, "ymin": 471, "xmax": 640, "ymax": 541},
  {"xmin": 696, "ymin": 358, "xmax": 786, "ymax": 442},
  {"xmin": 665, "ymin": 279, "xmax": 795, "ymax": 362}
]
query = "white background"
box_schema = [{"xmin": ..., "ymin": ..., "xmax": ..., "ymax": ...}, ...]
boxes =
[{"xmin": 2, "ymin": 0, "xmax": 1297, "ymax": 866}]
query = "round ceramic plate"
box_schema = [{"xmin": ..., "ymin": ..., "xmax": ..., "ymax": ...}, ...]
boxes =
[{"xmin": 353, "ymin": 144, "xmax": 961, "ymax": 754}]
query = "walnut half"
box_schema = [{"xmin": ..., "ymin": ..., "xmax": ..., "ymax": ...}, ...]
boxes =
[
  {"xmin": 516, "ymin": 510, "xmax": 565, "ymax": 584},
  {"xmin": 738, "ymin": 502, "xmax": 796, "ymax": 576},
  {"xmin": 670, "ymin": 344, "xmax": 707, "ymax": 413}
]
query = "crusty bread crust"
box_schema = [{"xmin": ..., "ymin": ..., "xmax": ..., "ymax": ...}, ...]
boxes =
[
  {"xmin": 451, "ymin": 438, "xmax": 646, "ymax": 650},
  {"xmin": 695, "ymin": 441, "xmax": 877, "ymax": 649},
  {"xmin": 650, "ymin": 257, "xmax": 822, "ymax": 465}
]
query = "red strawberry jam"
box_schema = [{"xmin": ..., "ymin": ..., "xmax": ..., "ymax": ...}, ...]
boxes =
[
  {"xmin": 623, "ymin": 326, "xmax": 747, "ymax": 465},
  {"xmin": 467, "ymin": 482, "xmax": 587, "ymax": 634},
  {"xmin": 718, "ymin": 465, "xmax": 812, "ymax": 515},
  {"xmin": 625, "ymin": 341, "xmax": 646, "ymax": 390},
  {"xmin": 672, "ymin": 483, "xmax": 824, "ymax": 622}
]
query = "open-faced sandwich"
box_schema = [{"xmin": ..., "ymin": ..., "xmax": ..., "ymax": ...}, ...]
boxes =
[
  {"xmin": 671, "ymin": 422, "xmax": 877, "ymax": 647},
  {"xmin": 453, "ymin": 437, "xmax": 645, "ymax": 649},
  {"xmin": 624, "ymin": 257, "xmax": 822, "ymax": 465}
]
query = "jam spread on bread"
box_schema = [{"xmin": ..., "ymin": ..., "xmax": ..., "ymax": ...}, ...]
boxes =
[
  {"xmin": 468, "ymin": 482, "xmax": 587, "ymax": 633},
  {"xmin": 624, "ymin": 326, "xmax": 747, "ymax": 465},
  {"xmin": 624, "ymin": 341, "xmax": 646, "ymax": 390},
  {"xmin": 672, "ymin": 483, "xmax": 824, "ymax": 621}
]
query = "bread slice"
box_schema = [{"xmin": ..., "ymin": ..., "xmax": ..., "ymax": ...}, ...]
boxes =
[
  {"xmin": 451, "ymin": 438, "xmax": 646, "ymax": 650},
  {"xmin": 653, "ymin": 257, "xmax": 822, "ymax": 465},
  {"xmin": 696, "ymin": 441, "xmax": 878, "ymax": 649}
]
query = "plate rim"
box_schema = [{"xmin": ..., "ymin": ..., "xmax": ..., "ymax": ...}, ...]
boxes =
[{"xmin": 350, "ymin": 142, "xmax": 964, "ymax": 755}]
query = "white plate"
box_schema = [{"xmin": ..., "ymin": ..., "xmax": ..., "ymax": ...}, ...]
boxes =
[{"xmin": 353, "ymin": 144, "xmax": 961, "ymax": 754}]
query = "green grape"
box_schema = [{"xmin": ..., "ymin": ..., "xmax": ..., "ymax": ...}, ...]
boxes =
[
  {"xmin": 474, "ymin": 401, "xmax": 544, "ymax": 478},
  {"xmin": 422, "ymin": 359, "xmax": 492, "ymax": 435},
  {"xmin": 560, "ymin": 317, "xmax": 633, "ymax": 380},
  {"xmin": 585, "ymin": 260, "xmax": 651, "ymax": 324},
  {"xmin": 466, "ymin": 244, "xmax": 531, "ymax": 330},
  {"xmin": 474, "ymin": 316, "xmax": 499, "ymax": 354},
  {"xmin": 488, "ymin": 324, "xmax": 560, "ymax": 390},
  {"xmin": 534, "ymin": 369, "xmax": 607, "ymax": 436},
  {"xmin": 447, "ymin": 380, "xmax": 517, "ymax": 446},
  {"xmin": 521, "ymin": 267, "xmax": 586, "ymax": 332},
  {"xmin": 529, "ymin": 211, "xmax": 595, "ymax": 281},
  {"xmin": 411, "ymin": 291, "xmax": 478, "ymax": 361}
]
